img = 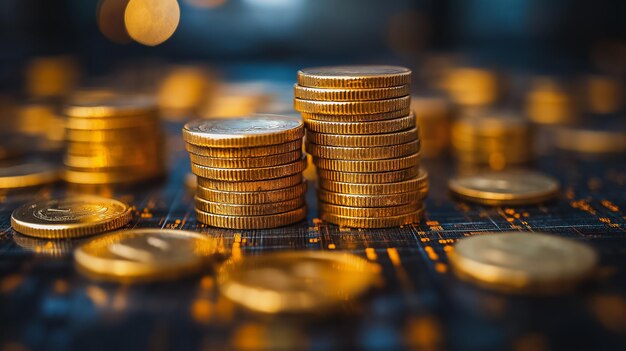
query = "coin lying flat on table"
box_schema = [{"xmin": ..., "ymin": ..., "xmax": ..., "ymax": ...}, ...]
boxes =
[
  {"xmin": 448, "ymin": 232, "xmax": 598, "ymax": 294},
  {"xmin": 75, "ymin": 229, "xmax": 220, "ymax": 282},
  {"xmin": 183, "ymin": 115, "xmax": 304, "ymax": 148},
  {"xmin": 449, "ymin": 170, "xmax": 559, "ymax": 205},
  {"xmin": 297, "ymin": 65, "xmax": 412, "ymax": 88},
  {"xmin": 11, "ymin": 195, "xmax": 132, "ymax": 239},
  {"xmin": 218, "ymin": 251, "xmax": 380, "ymax": 313},
  {"xmin": 0, "ymin": 162, "xmax": 60, "ymax": 189}
]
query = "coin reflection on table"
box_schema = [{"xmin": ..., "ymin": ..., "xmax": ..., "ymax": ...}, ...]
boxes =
[
  {"xmin": 449, "ymin": 232, "xmax": 598, "ymax": 294},
  {"xmin": 218, "ymin": 251, "xmax": 380, "ymax": 314},
  {"xmin": 74, "ymin": 229, "xmax": 221, "ymax": 282},
  {"xmin": 449, "ymin": 170, "xmax": 559, "ymax": 206}
]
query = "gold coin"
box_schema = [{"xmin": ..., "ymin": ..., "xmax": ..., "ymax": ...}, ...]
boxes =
[
  {"xmin": 318, "ymin": 188, "xmax": 424, "ymax": 207},
  {"xmin": 0, "ymin": 162, "xmax": 60, "ymax": 189},
  {"xmin": 317, "ymin": 166, "xmax": 419, "ymax": 183},
  {"xmin": 448, "ymin": 232, "xmax": 598, "ymax": 294},
  {"xmin": 65, "ymin": 115, "xmax": 159, "ymax": 130},
  {"xmin": 64, "ymin": 152, "xmax": 159, "ymax": 169},
  {"xmin": 66, "ymin": 139, "xmax": 162, "ymax": 157},
  {"xmin": 294, "ymin": 84, "xmax": 409, "ymax": 101},
  {"xmin": 75, "ymin": 229, "xmax": 220, "ymax": 282},
  {"xmin": 554, "ymin": 125, "xmax": 626, "ymax": 154},
  {"xmin": 300, "ymin": 108, "xmax": 410, "ymax": 122},
  {"xmin": 319, "ymin": 202, "xmax": 422, "ymax": 217},
  {"xmin": 65, "ymin": 128, "xmax": 160, "ymax": 143},
  {"xmin": 320, "ymin": 209, "xmax": 423, "ymax": 228},
  {"xmin": 189, "ymin": 150, "xmax": 301, "ymax": 168},
  {"xmin": 191, "ymin": 155, "xmax": 306, "ymax": 181},
  {"xmin": 186, "ymin": 139, "xmax": 302, "ymax": 158},
  {"xmin": 448, "ymin": 170, "xmax": 560, "ymax": 205},
  {"xmin": 452, "ymin": 113, "xmax": 530, "ymax": 136},
  {"xmin": 64, "ymin": 92, "xmax": 157, "ymax": 118},
  {"xmin": 218, "ymin": 251, "xmax": 379, "ymax": 313},
  {"xmin": 319, "ymin": 168, "xmax": 428, "ymax": 194},
  {"xmin": 305, "ymin": 128, "xmax": 418, "ymax": 147},
  {"xmin": 304, "ymin": 113, "xmax": 415, "ymax": 134},
  {"xmin": 195, "ymin": 196, "xmax": 304, "ymax": 216},
  {"xmin": 11, "ymin": 195, "xmax": 132, "ymax": 239},
  {"xmin": 297, "ymin": 65, "xmax": 411, "ymax": 88},
  {"xmin": 197, "ymin": 173, "xmax": 303, "ymax": 192},
  {"xmin": 294, "ymin": 96, "xmax": 410, "ymax": 115},
  {"xmin": 63, "ymin": 168, "xmax": 163, "ymax": 184},
  {"xmin": 313, "ymin": 152, "xmax": 419, "ymax": 172},
  {"xmin": 195, "ymin": 206, "xmax": 306, "ymax": 229},
  {"xmin": 183, "ymin": 115, "xmax": 304, "ymax": 148},
  {"xmin": 197, "ymin": 182, "xmax": 307, "ymax": 204},
  {"xmin": 306, "ymin": 140, "xmax": 419, "ymax": 160}
]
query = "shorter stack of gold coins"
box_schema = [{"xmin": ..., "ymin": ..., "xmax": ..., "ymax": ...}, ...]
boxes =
[
  {"xmin": 63, "ymin": 91, "xmax": 164, "ymax": 184},
  {"xmin": 182, "ymin": 115, "xmax": 307, "ymax": 229},
  {"xmin": 411, "ymin": 94, "xmax": 452, "ymax": 158},
  {"xmin": 452, "ymin": 111, "xmax": 532, "ymax": 170},
  {"xmin": 294, "ymin": 65, "xmax": 428, "ymax": 228}
]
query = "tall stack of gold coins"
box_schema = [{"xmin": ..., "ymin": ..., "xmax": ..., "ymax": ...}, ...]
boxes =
[
  {"xmin": 451, "ymin": 111, "xmax": 532, "ymax": 171},
  {"xmin": 294, "ymin": 65, "xmax": 428, "ymax": 228},
  {"xmin": 63, "ymin": 92, "xmax": 165, "ymax": 184},
  {"xmin": 182, "ymin": 115, "xmax": 307, "ymax": 229}
]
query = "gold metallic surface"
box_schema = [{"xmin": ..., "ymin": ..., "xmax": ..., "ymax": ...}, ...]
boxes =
[
  {"xmin": 449, "ymin": 170, "xmax": 560, "ymax": 205},
  {"xmin": 294, "ymin": 84, "xmax": 409, "ymax": 101},
  {"xmin": 183, "ymin": 115, "xmax": 304, "ymax": 148},
  {"xmin": 189, "ymin": 150, "xmax": 301, "ymax": 168},
  {"xmin": 0, "ymin": 162, "xmax": 60, "ymax": 189},
  {"xmin": 300, "ymin": 108, "xmax": 410, "ymax": 122},
  {"xmin": 294, "ymin": 96, "xmax": 410, "ymax": 115},
  {"xmin": 218, "ymin": 251, "xmax": 379, "ymax": 313},
  {"xmin": 11, "ymin": 196, "xmax": 132, "ymax": 239},
  {"xmin": 304, "ymin": 113, "xmax": 415, "ymax": 134},
  {"xmin": 195, "ymin": 206, "xmax": 306, "ymax": 229},
  {"xmin": 318, "ymin": 188, "xmax": 425, "ymax": 207},
  {"xmin": 317, "ymin": 166, "xmax": 420, "ymax": 184},
  {"xmin": 313, "ymin": 152, "xmax": 420, "ymax": 172},
  {"xmin": 197, "ymin": 174, "xmax": 303, "ymax": 192},
  {"xmin": 297, "ymin": 65, "xmax": 411, "ymax": 88},
  {"xmin": 319, "ymin": 202, "xmax": 422, "ymax": 217},
  {"xmin": 75, "ymin": 229, "xmax": 219, "ymax": 281},
  {"xmin": 191, "ymin": 155, "xmax": 307, "ymax": 181},
  {"xmin": 449, "ymin": 232, "xmax": 598, "ymax": 294},
  {"xmin": 306, "ymin": 140, "xmax": 419, "ymax": 160},
  {"xmin": 195, "ymin": 196, "xmax": 305, "ymax": 216},
  {"xmin": 186, "ymin": 139, "xmax": 302, "ymax": 158},
  {"xmin": 305, "ymin": 128, "xmax": 418, "ymax": 147},
  {"xmin": 319, "ymin": 168, "xmax": 428, "ymax": 194},
  {"xmin": 320, "ymin": 209, "xmax": 423, "ymax": 228},
  {"xmin": 197, "ymin": 182, "xmax": 307, "ymax": 205}
]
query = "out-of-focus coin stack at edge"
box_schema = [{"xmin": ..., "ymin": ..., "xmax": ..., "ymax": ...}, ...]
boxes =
[
  {"xmin": 182, "ymin": 115, "xmax": 307, "ymax": 229},
  {"xmin": 452, "ymin": 111, "xmax": 532, "ymax": 171},
  {"xmin": 294, "ymin": 65, "xmax": 428, "ymax": 229},
  {"xmin": 62, "ymin": 91, "xmax": 165, "ymax": 185}
]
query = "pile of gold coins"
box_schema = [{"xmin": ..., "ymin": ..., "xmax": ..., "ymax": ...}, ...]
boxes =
[
  {"xmin": 451, "ymin": 111, "xmax": 532, "ymax": 170},
  {"xmin": 294, "ymin": 65, "xmax": 428, "ymax": 228},
  {"xmin": 182, "ymin": 116, "xmax": 307, "ymax": 229},
  {"xmin": 63, "ymin": 92, "xmax": 165, "ymax": 184}
]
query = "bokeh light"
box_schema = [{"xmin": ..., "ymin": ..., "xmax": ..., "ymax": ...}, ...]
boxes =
[
  {"xmin": 97, "ymin": 0, "xmax": 132, "ymax": 44},
  {"xmin": 124, "ymin": 0, "xmax": 180, "ymax": 46}
]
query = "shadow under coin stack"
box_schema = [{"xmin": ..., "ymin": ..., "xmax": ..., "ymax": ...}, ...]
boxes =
[
  {"xmin": 182, "ymin": 116, "xmax": 307, "ymax": 229},
  {"xmin": 294, "ymin": 65, "xmax": 428, "ymax": 228},
  {"xmin": 63, "ymin": 92, "xmax": 164, "ymax": 185},
  {"xmin": 452, "ymin": 111, "xmax": 532, "ymax": 171}
]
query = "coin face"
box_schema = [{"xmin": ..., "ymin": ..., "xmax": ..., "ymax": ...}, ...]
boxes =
[
  {"xmin": 449, "ymin": 232, "xmax": 598, "ymax": 294},
  {"xmin": 75, "ymin": 229, "xmax": 219, "ymax": 281},
  {"xmin": 218, "ymin": 251, "xmax": 379, "ymax": 313},
  {"xmin": 183, "ymin": 115, "xmax": 304, "ymax": 147},
  {"xmin": 449, "ymin": 170, "xmax": 559, "ymax": 205},
  {"xmin": 11, "ymin": 196, "xmax": 132, "ymax": 238}
]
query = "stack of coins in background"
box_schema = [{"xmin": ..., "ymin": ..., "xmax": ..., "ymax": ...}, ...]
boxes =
[
  {"xmin": 183, "ymin": 116, "xmax": 307, "ymax": 229},
  {"xmin": 63, "ymin": 91, "xmax": 165, "ymax": 185},
  {"xmin": 294, "ymin": 65, "xmax": 428, "ymax": 228},
  {"xmin": 451, "ymin": 111, "xmax": 532, "ymax": 171},
  {"xmin": 411, "ymin": 94, "xmax": 453, "ymax": 158}
]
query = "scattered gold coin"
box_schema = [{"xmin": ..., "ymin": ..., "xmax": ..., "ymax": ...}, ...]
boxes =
[
  {"xmin": 75, "ymin": 229, "xmax": 220, "ymax": 281},
  {"xmin": 218, "ymin": 251, "xmax": 380, "ymax": 313},
  {"xmin": 297, "ymin": 65, "xmax": 411, "ymax": 88},
  {"xmin": 448, "ymin": 232, "xmax": 598, "ymax": 294},
  {"xmin": 0, "ymin": 162, "xmax": 60, "ymax": 189},
  {"xmin": 11, "ymin": 195, "xmax": 132, "ymax": 239},
  {"xmin": 183, "ymin": 115, "xmax": 304, "ymax": 148},
  {"xmin": 449, "ymin": 170, "xmax": 559, "ymax": 205}
]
